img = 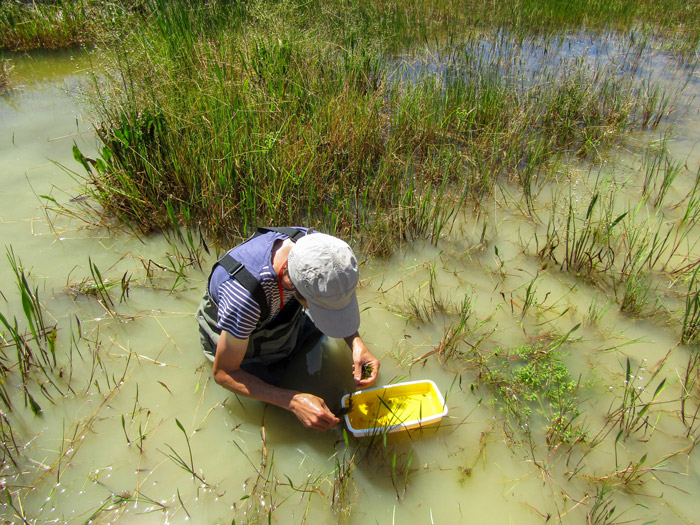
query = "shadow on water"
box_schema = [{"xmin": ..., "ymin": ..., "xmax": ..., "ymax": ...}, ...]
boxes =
[{"xmin": 278, "ymin": 335, "xmax": 357, "ymax": 417}]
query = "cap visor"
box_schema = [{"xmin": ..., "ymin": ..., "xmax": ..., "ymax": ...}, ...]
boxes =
[{"xmin": 306, "ymin": 293, "xmax": 360, "ymax": 339}]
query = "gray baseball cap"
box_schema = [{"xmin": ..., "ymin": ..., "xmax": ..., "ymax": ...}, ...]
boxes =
[{"xmin": 287, "ymin": 232, "xmax": 360, "ymax": 338}]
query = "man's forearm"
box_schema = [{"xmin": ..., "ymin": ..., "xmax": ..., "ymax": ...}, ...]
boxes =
[
  {"xmin": 213, "ymin": 366, "xmax": 298, "ymax": 410},
  {"xmin": 213, "ymin": 366, "xmax": 340, "ymax": 430}
]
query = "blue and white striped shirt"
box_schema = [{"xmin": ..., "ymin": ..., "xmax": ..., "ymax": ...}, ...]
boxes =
[{"xmin": 209, "ymin": 230, "xmax": 295, "ymax": 339}]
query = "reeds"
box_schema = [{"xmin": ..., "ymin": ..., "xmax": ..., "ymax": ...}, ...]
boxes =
[
  {"xmin": 0, "ymin": 247, "xmax": 63, "ymax": 414},
  {"xmin": 0, "ymin": 409, "xmax": 20, "ymax": 470},
  {"xmin": 615, "ymin": 208, "xmax": 667, "ymax": 316},
  {"xmin": 330, "ymin": 434, "xmax": 357, "ymax": 518},
  {"xmin": 63, "ymin": 0, "xmax": 685, "ymax": 254},
  {"xmin": 641, "ymin": 136, "xmax": 683, "ymax": 208},
  {"xmin": 682, "ymin": 266, "xmax": 700, "ymax": 344},
  {"xmin": 230, "ymin": 420, "xmax": 324, "ymax": 523},
  {"xmin": 537, "ymin": 185, "xmax": 627, "ymax": 279},
  {"xmin": 607, "ymin": 358, "xmax": 667, "ymax": 443},
  {"xmin": 0, "ymin": 58, "xmax": 12, "ymax": 92},
  {"xmin": 586, "ymin": 482, "xmax": 619, "ymax": 524},
  {"xmin": 680, "ymin": 351, "xmax": 700, "ymax": 435},
  {"xmin": 0, "ymin": 0, "xmax": 132, "ymax": 51},
  {"xmin": 161, "ymin": 418, "xmax": 207, "ymax": 485}
]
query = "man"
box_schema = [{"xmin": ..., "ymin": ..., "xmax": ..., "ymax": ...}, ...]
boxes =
[{"xmin": 196, "ymin": 227, "xmax": 379, "ymax": 431}]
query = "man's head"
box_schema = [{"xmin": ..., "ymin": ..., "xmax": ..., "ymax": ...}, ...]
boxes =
[{"xmin": 287, "ymin": 233, "xmax": 360, "ymax": 338}]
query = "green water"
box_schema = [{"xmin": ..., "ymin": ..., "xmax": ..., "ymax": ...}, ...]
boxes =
[{"xmin": 1, "ymin": 43, "xmax": 700, "ymax": 524}]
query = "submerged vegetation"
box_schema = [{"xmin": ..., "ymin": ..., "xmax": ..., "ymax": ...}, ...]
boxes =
[{"xmin": 475, "ymin": 330, "xmax": 587, "ymax": 448}]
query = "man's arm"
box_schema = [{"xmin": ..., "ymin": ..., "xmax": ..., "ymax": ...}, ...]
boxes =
[
  {"xmin": 212, "ymin": 330, "xmax": 340, "ymax": 431},
  {"xmin": 344, "ymin": 331, "xmax": 380, "ymax": 387}
]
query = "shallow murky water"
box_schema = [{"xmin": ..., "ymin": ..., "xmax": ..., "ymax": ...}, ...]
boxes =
[{"xmin": 1, "ymin": 40, "xmax": 700, "ymax": 524}]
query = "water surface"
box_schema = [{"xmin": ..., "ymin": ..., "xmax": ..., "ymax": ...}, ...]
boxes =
[{"xmin": 1, "ymin": 40, "xmax": 700, "ymax": 524}]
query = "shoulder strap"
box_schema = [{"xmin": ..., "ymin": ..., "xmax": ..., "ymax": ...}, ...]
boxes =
[
  {"xmin": 254, "ymin": 226, "xmax": 307, "ymax": 242},
  {"xmin": 213, "ymin": 227, "xmax": 307, "ymax": 324},
  {"xmin": 217, "ymin": 254, "xmax": 270, "ymax": 322}
]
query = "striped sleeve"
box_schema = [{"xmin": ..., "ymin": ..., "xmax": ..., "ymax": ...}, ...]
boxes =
[{"xmin": 217, "ymin": 279, "xmax": 261, "ymax": 339}]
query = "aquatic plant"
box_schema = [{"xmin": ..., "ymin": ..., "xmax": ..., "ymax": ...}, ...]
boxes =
[
  {"xmin": 642, "ymin": 136, "xmax": 683, "ymax": 208},
  {"xmin": 120, "ymin": 384, "xmax": 154, "ymax": 457},
  {"xmin": 619, "ymin": 207, "xmax": 669, "ymax": 271},
  {"xmin": 472, "ymin": 326, "xmax": 586, "ymax": 448},
  {"xmin": 606, "ymin": 358, "xmax": 667, "ymax": 443},
  {"xmin": 403, "ymin": 283, "xmax": 495, "ymax": 368},
  {"xmin": 619, "ymin": 268, "xmax": 658, "ymax": 317},
  {"xmin": 388, "ymin": 447, "xmax": 414, "ymax": 500},
  {"xmin": 435, "ymin": 295, "xmax": 480, "ymax": 362},
  {"xmin": 230, "ymin": 420, "xmax": 324, "ymax": 523},
  {"xmin": 682, "ymin": 266, "xmax": 700, "ymax": 345},
  {"xmin": 0, "ymin": 58, "xmax": 12, "ymax": 92},
  {"xmin": 585, "ymin": 482, "xmax": 621, "ymax": 524},
  {"xmin": 561, "ymin": 192, "xmax": 626, "ymax": 276},
  {"xmin": 0, "ymin": 0, "xmax": 132, "ymax": 51},
  {"xmin": 161, "ymin": 418, "xmax": 207, "ymax": 485},
  {"xmin": 680, "ymin": 351, "xmax": 700, "ymax": 436},
  {"xmin": 537, "ymin": 183, "xmax": 627, "ymax": 279},
  {"xmin": 612, "ymin": 209, "xmax": 664, "ymax": 315},
  {"xmin": 356, "ymin": 428, "xmax": 416, "ymax": 501},
  {"xmin": 677, "ymin": 168, "xmax": 700, "ymax": 235},
  {"xmin": 2, "ymin": 488, "xmax": 29, "ymax": 523},
  {"xmin": 0, "ymin": 410, "xmax": 20, "ymax": 472},
  {"xmin": 512, "ymin": 273, "xmax": 545, "ymax": 320},
  {"xmin": 585, "ymin": 295, "xmax": 612, "ymax": 327},
  {"xmin": 578, "ymin": 452, "xmax": 670, "ymax": 494},
  {"xmin": 0, "ymin": 247, "xmax": 65, "ymax": 414},
  {"xmin": 330, "ymin": 434, "xmax": 358, "ymax": 518},
  {"xmin": 63, "ymin": 0, "xmax": 683, "ymax": 255},
  {"xmin": 399, "ymin": 261, "xmax": 452, "ymax": 323}
]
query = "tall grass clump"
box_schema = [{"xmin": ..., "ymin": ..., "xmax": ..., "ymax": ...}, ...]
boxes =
[
  {"xmin": 606, "ymin": 358, "xmax": 667, "ymax": 442},
  {"xmin": 73, "ymin": 0, "xmax": 407, "ymax": 247},
  {"xmin": 537, "ymin": 184, "xmax": 627, "ymax": 278},
  {"xmin": 613, "ymin": 206, "xmax": 672, "ymax": 316},
  {"xmin": 682, "ymin": 267, "xmax": 700, "ymax": 345},
  {"xmin": 641, "ymin": 136, "xmax": 683, "ymax": 208},
  {"xmin": 0, "ymin": 0, "xmax": 133, "ymax": 51},
  {"xmin": 68, "ymin": 0, "xmax": 687, "ymax": 252}
]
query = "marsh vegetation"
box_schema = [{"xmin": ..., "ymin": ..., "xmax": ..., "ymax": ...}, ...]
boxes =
[{"xmin": 2, "ymin": 0, "xmax": 700, "ymax": 523}]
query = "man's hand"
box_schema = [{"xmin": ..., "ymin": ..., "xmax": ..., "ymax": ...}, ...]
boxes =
[
  {"xmin": 289, "ymin": 393, "xmax": 340, "ymax": 430},
  {"xmin": 344, "ymin": 332, "xmax": 380, "ymax": 388}
]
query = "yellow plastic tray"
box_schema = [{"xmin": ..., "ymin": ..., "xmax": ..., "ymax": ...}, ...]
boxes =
[{"xmin": 341, "ymin": 380, "xmax": 448, "ymax": 437}]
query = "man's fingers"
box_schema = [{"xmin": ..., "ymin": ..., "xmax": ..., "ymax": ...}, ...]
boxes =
[
  {"xmin": 318, "ymin": 403, "xmax": 340, "ymax": 427},
  {"xmin": 309, "ymin": 415, "xmax": 339, "ymax": 431},
  {"xmin": 352, "ymin": 362, "xmax": 361, "ymax": 382}
]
